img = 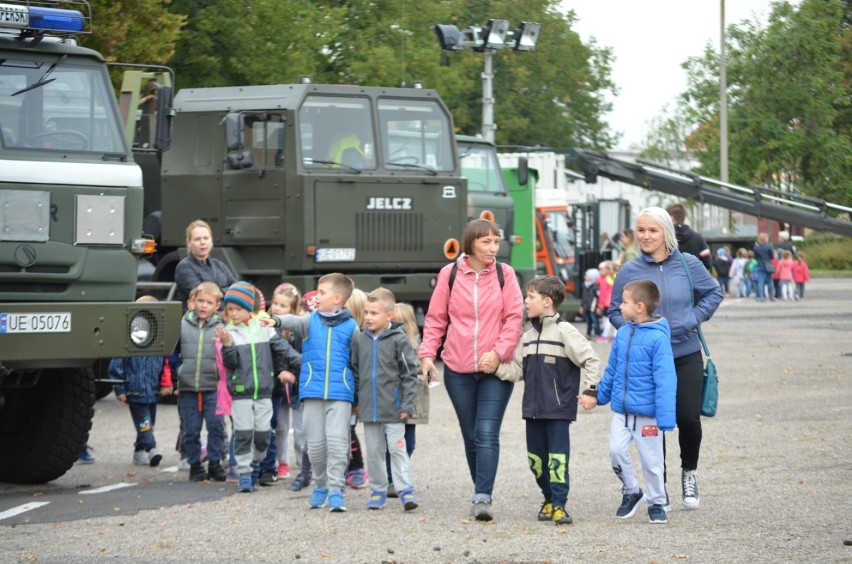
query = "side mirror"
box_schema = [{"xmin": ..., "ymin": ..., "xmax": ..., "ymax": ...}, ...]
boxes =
[
  {"xmin": 517, "ymin": 156, "xmax": 529, "ymax": 186},
  {"xmin": 154, "ymin": 85, "xmax": 173, "ymax": 152},
  {"xmin": 222, "ymin": 113, "xmax": 244, "ymax": 152}
]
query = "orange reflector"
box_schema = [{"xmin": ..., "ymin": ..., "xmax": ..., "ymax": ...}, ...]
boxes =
[
  {"xmin": 511, "ymin": 235, "xmax": 522, "ymax": 245},
  {"xmin": 480, "ymin": 210, "xmax": 495, "ymax": 222},
  {"xmin": 444, "ymin": 238, "xmax": 460, "ymax": 260},
  {"xmin": 143, "ymin": 240, "xmax": 157, "ymax": 254},
  {"xmin": 306, "ymin": 245, "xmax": 317, "ymax": 256}
]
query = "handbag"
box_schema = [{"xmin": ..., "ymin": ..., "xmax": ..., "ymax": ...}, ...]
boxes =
[{"xmin": 679, "ymin": 253, "xmax": 718, "ymax": 417}]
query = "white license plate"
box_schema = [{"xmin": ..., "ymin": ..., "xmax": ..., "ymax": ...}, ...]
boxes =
[
  {"xmin": 315, "ymin": 248, "xmax": 356, "ymax": 262},
  {"xmin": 0, "ymin": 312, "xmax": 71, "ymax": 334}
]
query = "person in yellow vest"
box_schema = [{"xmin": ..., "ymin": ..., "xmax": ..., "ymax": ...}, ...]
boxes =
[{"xmin": 328, "ymin": 132, "xmax": 367, "ymax": 169}]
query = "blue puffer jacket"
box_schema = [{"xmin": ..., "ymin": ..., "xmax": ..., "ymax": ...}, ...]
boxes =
[
  {"xmin": 596, "ymin": 317, "xmax": 676, "ymax": 430},
  {"xmin": 608, "ymin": 249, "xmax": 722, "ymax": 359}
]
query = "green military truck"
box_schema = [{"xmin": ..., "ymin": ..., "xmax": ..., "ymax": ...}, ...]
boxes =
[
  {"xmin": 0, "ymin": 1, "xmax": 181, "ymax": 484},
  {"xmin": 129, "ymin": 79, "xmax": 468, "ymax": 322}
]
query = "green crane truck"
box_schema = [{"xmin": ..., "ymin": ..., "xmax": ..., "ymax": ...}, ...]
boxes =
[
  {"xmin": 123, "ymin": 77, "xmax": 468, "ymax": 323},
  {"xmin": 0, "ymin": 1, "xmax": 181, "ymax": 484}
]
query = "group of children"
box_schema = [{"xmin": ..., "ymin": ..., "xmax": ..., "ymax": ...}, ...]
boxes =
[
  {"xmin": 579, "ymin": 260, "xmax": 617, "ymax": 342},
  {"xmin": 731, "ymin": 247, "xmax": 811, "ymax": 300},
  {"xmin": 107, "ymin": 273, "xmax": 425, "ymax": 514}
]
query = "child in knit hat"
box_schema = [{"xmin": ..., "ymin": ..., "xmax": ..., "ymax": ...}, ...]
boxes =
[{"xmin": 216, "ymin": 281, "xmax": 301, "ymax": 493}]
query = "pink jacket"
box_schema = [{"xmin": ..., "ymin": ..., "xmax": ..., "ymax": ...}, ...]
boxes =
[
  {"xmin": 419, "ymin": 256, "xmax": 524, "ymax": 374},
  {"xmin": 778, "ymin": 258, "xmax": 795, "ymax": 281},
  {"xmin": 214, "ymin": 340, "xmax": 232, "ymax": 417},
  {"xmin": 793, "ymin": 260, "xmax": 810, "ymax": 284}
]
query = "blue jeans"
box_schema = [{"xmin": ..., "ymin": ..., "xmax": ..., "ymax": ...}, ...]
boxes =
[
  {"xmin": 178, "ymin": 391, "xmax": 225, "ymax": 466},
  {"xmin": 128, "ymin": 402, "xmax": 158, "ymax": 453},
  {"xmin": 443, "ymin": 367, "xmax": 514, "ymax": 498},
  {"xmin": 755, "ymin": 267, "xmax": 775, "ymax": 300},
  {"xmin": 584, "ymin": 310, "xmax": 601, "ymax": 337}
]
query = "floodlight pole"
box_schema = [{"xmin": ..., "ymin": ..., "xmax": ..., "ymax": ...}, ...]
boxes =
[{"xmin": 482, "ymin": 49, "xmax": 495, "ymax": 142}]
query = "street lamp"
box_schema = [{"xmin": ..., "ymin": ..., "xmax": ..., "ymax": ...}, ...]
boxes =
[{"xmin": 434, "ymin": 20, "xmax": 541, "ymax": 142}]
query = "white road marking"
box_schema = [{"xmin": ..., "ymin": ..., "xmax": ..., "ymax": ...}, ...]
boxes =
[
  {"xmin": 0, "ymin": 502, "xmax": 50, "ymax": 521},
  {"xmin": 160, "ymin": 466, "xmax": 179, "ymax": 473},
  {"xmin": 78, "ymin": 482, "xmax": 137, "ymax": 495}
]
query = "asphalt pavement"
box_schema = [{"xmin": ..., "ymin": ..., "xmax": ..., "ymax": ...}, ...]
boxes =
[{"xmin": 1, "ymin": 277, "xmax": 850, "ymax": 563}]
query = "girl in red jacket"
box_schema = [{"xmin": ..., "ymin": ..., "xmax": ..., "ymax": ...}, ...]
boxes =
[{"xmin": 793, "ymin": 251, "xmax": 811, "ymax": 300}]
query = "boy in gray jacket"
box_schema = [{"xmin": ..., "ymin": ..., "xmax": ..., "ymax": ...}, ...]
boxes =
[
  {"xmin": 217, "ymin": 281, "xmax": 301, "ymax": 493},
  {"xmin": 351, "ymin": 288, "xmax": 419, "ymax": 511}
]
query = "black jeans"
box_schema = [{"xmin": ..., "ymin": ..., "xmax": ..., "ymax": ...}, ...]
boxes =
[{"xmin": 674, "ymin": 351, "xmax": 704, "ymax": 471}]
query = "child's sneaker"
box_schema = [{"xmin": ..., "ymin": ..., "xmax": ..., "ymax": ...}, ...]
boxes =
[
  {"xmin": 289, "ymin": 473, "xmax": 311, "ymax": 492},
  {"xmin": 551, "ymin": 506, "xmax": 573, "ymax": 525},
  {"xmin": 208, "ymin": 461, "xmax": 227, "ymax": 482},
  {"xmin": 386, "ymin": 484, "xmax": 398, "ymax": 498},
  {"xmin": 177, "ymin": 458, "xmax": 191, "ymax": 471},
  {"xmin": 328, "ymin": 490, "xmax": 346, "ymax": 513},
  {"xmin": 77, "ymin": 444, "xmax": 95, "ymax": 464},
  {"xmin": 258, "ymin": 469, "xmax": 277, "ymax": 486},
  {"xmin": 616, "ymin": 489, "xmax": 644, "ymax": 519},
  {"xmin": 648, "ymin": 504, "xmax": 668, "ymax": 524},
  {"xmin": 148, "ymin": 448, "xmax": 162, "ymax": 467},
  {"xmin": 367, "ymin": 491, "xmax": 386, "ymax": 510},
  {"xmin": 133, "ymin": 450, "xmax": 149, "ymax": 466},
  {"xmin": 345, "ymin": 468, "xmax": 368, "ymax": 489},
  {"xmin": 225, "ymin": 465, "xmax": 239, "ymax": 484},
  {"xmin": 537, "ymin": 501, "xmax": 553, "ymax": 521},
  {"xmin": 189, "ymin": 464, "xmax": 208, "ymax": 482},
  {"xmin": 309, "ymin": 486, "xmax": 329, "ymax": 509},
  {"xmin": 277, "ymin": 463, "xmax": 291, "ymax": 479},
  {"xmin": 237, "ymin": 475, "xmax": 253, "ymax": 493},
  {"xmin": 399, "ymin": 489, "xmax": 418, "ymax": 511}
]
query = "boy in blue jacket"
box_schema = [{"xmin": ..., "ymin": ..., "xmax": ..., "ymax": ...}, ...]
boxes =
[{"xmin": 597, "ymin": 279, "xmax": 676, "ymax": 524}]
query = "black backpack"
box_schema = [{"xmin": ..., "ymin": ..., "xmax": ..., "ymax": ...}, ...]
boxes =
[{"xmin": 447, "ymin": 260, "xmax": 505, "ymax": 293}]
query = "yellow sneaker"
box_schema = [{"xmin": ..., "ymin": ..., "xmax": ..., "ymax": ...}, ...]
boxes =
[
  {"xmin": 552, "ymin": 506, "xmax": 573, "ymax": 525},
  {"xmin": 537, "ymin": 501, "xmax": 553, "ymax": 521}
]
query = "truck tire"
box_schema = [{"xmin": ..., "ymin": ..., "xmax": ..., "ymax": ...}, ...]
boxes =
[{"xmin": 0, "ymin": 368, "xmax": 95, "ymax": 484}]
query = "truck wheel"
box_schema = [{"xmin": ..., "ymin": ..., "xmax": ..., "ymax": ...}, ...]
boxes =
[{"xmin": 0, "ymin": 368, "xmax": 95, "ymax": 484}]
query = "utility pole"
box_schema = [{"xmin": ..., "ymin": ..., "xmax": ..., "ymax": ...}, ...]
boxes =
[{"xmin": 720, "ymin": 0, "xmax": 732, "ymax": 233}]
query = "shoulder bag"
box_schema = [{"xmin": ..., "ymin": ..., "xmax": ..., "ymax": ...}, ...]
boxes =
[{"xmin": 679, "ymin": 253, "xmax": 719, "ymax": 417}]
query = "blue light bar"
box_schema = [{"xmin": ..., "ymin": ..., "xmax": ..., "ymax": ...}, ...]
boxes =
[
  {"xmin": 0, "ymin": 3, "xmax": 84, "ymax": 33},
  {"xmin": 28, "ymin": 6, "xmax": 84, "ymax": 32}
]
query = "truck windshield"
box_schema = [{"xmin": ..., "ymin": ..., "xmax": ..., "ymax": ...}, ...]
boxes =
[
  {"xmin": 458, "ymin": 144, "xmax": 507, "ymax": 192},
  {"xmin": 547, "ymin": 210, "xmax": 575, "ymax": 258},
  {"xmin": 380, "ymin": 98, "xmax": 454, "ymax": 172},
  {"xmin": 0, "ymin": 58, "xmax": 126, "ymax": 155},
  {"xmin": 299, "ymin": 95, "xmax": 377, "ymax": 171}
]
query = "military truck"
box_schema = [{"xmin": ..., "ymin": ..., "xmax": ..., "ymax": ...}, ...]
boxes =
[
  {"xmin": 126, "ymin": 78, "xmax": 468, "ymax": 322},
  {"xmin": 0, "ymin": 1, "xmax": 181, "ymax": 484}
]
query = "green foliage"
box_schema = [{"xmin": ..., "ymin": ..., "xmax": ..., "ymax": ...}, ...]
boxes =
[
  {"xmin": 653, "ymin": 0, "xmax": 851, "ymax": 209},
  {"xmin": 798, "ymin": 235, "xmax": 852, "ymax": 270}
]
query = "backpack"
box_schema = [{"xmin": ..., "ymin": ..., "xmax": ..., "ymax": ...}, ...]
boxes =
[{"xmin": 447, "ymin": 260, "xmax": 505, "ymax": 293}]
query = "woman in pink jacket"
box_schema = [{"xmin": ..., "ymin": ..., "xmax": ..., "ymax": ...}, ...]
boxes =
[{"xmin": 420, "ymin": 219, "xmax": 524, "ymax": 521}]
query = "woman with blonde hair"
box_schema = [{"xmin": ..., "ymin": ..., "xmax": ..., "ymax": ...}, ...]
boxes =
[{"xmin": 174, "ymin": 219, "xmax": 237, "ymax": 310}]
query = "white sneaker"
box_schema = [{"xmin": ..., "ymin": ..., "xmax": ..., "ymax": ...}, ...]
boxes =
[
  {"xmin": 178, "ymin": 458, "xmax": 191, "ymax": 471},
  {"xmin": 682, "ymin": 470, "xmax": 700, "ymax": 509},
  {"xmin": 133, "ymin": 450, "xmax": 149, "ymax": 466}
]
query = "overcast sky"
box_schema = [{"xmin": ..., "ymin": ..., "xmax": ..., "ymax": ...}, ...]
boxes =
[{"xmin": 563, "ymin": 0, "xmax": 795, "ymax": 150}]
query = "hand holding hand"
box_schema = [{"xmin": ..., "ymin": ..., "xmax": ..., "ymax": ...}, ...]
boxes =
[
  {"xmin": 478, "ymin": 351, "xmax": 499, "ymax": 374},
  {"xmin": 577, "ymin": 394, "xmax": 597, "ymax": 411}
]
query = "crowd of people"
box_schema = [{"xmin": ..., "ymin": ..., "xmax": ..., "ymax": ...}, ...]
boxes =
[{"xmin": 85, "ymin": 208, "xmax": 812, "ymax": 525}]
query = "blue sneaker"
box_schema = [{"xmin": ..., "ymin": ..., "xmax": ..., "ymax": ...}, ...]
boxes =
[
  {"xmin": 616, "ymin": 489, "xmax": 644, "ymax": 519},
  {"xmin": 309, "ymin": 487, "xmax": 329, "ymax": 509},
  {"xmin": 399, "ymin": 488, "xmax": 418, "ymax": 511},
  {"xmin": 77, "ymin": 444, "xmax": 95, "ymax": 464},
  {"xmin": 345, "ymin": 468, "xmax": 368, "ymax": 489},
  {"xmin": 648, "ymin": 504, "xmax": 668, "ymax": 524},
  {"xmin": 237, "ymin": 475, "xmax": 253, "ymax": 493},
  {"xmin": 328, "ymin": 490, "xmax": 346, "ymax": 512},
  {"xmin": 367, "ymin": 491, "xmax": 386, "ymax": 510}
]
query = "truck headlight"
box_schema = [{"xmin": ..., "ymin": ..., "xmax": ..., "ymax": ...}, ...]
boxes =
[{"xmin": 129, "ymin": 312, "xmax": 153, "ymax": 347}]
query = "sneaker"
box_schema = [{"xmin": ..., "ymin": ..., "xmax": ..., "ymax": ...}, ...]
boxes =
[
  {"xmin": 386, "ymin": 484, "xmax": 398, "ymax": 498},
  {"xmin": 345, "ymin": 468, "xmax": 368, "ymax": 489},
  {"xmin": 537, "ymin": 501, "xmax": 553, "ymax": 522},
  {"xmin": 682, "ymin": 470, "xmax": 699, "ymax": 509},
  {"xmin": 189, "ymin": 463, "xmax": 208, "ymax": 482},
  {"xmin": 309, "ymin": 486, "xmax": 329, "ymax": 509},
  {"xmin": 289, "ymin": 473, "xmax": 311, "ymax": 492},
  {"xmin": 472, "ymin": 499, "xmax": 493, "ymax": 522},
  {"xmin": 328, "ymin": 490, "xmax": 346, "ymax": 512},
  {"xmin": 367, "ymin": 491, "xmax": 387, "ymax": 510},
  {"xmin": 148, "ymin": 448, "xmax": 162, "ymax": 467},
  {"xmin": 648, "ymin": 504, "xmax": 668, "ymax": 523},
  {"xmin": 616, "ymin": 490, "xmax": 645, "ymax": 519},
  {"xmin": 258, "ymin": 469, "xmax": 277, "ymax": 486},
  {"xmin": 208, "ymin": 461, "xmax": 227, "ymax": 482},
  {"xmin": 237, "ymin": 475, "xmax": 253, "ymax": 493},
  {"xmin": 277, "ymin": 463, "xmax": 291, "ymax": 479},
  {"xmin": 399, "ymin": 488, "xmax": 418, "ymax": 511},
  {"xmin": 133, "ymin": 450, "xmax": 149, "ymax": 466},
  {"xmin": 551, "ymin": 506, "xmax": 573, "ymax": 525},
  {"xmin": 225, "ymin": 465, "xmax": 240, "ymax": 484},
  {"xmin": 77, "ymin": 444, "xmax": 95, "ymax": 464},
  {"xmin": 177, "ymin": 458, "xmax": 191, "ymax": 472}
]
